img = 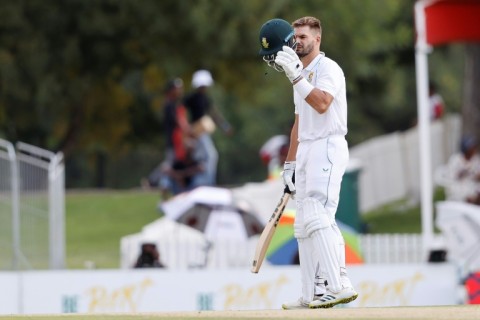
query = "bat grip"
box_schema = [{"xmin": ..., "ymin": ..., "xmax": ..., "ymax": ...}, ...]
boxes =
[{"xmin": 283, "ymin": 171, "xmax": 295, "ymax": 194}]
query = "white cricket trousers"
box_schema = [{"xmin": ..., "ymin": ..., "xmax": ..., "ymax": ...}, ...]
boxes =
[
  {"xmin": 294, "ymin": 135, "xmax": 349, "ymax": 299},
  {"xmin": 294, "ymin": 135, "xmax": 349, "ymax": 219}
]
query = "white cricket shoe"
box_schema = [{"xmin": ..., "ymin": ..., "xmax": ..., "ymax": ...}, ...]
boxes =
[
  {"xmin": 282, "ymin": 295, "xmax": 323, "ymax": 310},
  {"xmin": 308, "ymin": 287, "xmax": 358, "ymax": 309},
  {"xmin": 282, "ymin": 297, "xmax": 310, "ymax": 310}
]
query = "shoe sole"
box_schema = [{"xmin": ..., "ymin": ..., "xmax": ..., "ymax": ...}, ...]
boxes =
[
  {"xmin": 282, "ymin": 304, "xmax": 310, "ymax": 310},
  {"xmin": 309, "ymin": 292, "xmax": 358, "ymax": 309},
  {"xmin": 282, "ymin": 306, "xmax": 310, "ymax": 310}
]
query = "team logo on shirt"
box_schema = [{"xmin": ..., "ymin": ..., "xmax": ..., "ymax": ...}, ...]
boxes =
[
  {"xmin": 261, "ymin": 37, "xmax": 269, "ymax": 49},
  {"xmin": 308, "ymin": 72, "xmax": 314, "ymax": 83}
]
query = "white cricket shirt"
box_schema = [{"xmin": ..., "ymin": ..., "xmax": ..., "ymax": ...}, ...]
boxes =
[{"xmin": 294, "ymin": 52, "xmax": 348, "ymax": 141}]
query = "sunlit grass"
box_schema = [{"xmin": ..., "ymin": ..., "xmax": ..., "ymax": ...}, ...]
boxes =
[
  {"xmin": 362, "ymin": 187, "xmax": 445, "ymax": 234},
  {"xmin": 64, "ymin": 187, "xmax": 446, "ymax": 269},
  {"xmin": 66, "ymin": 189, "xmax": 161, "ymax": 269}
]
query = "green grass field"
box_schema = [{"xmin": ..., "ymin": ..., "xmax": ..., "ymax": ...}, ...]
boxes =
[
  {"xmin": 66, "ymin": 189, "xmax": 161, "ymax": 269},
  {"xmin": 63, "ymin": 187, "xmax": 445, "ymax": 269},
  {"xmin": 361, "ymin": 187, "xmax": 445, "ymax": 234}
]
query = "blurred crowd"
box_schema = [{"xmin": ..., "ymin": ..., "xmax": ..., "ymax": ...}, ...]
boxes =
[
  {"xmin": 143, "ymin": 70, "xmax": 232, "ymax": 198},
  {"xmin": 440, "ymin": 135, "xmax": 480, "ymax": 205}
]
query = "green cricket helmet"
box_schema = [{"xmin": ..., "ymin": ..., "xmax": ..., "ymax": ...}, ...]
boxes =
[{"xmin": 258, "ymin": 18, "xmax": 296, "ymax": 71}]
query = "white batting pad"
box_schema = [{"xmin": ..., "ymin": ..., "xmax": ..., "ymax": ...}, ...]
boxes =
[
  {"xmin": 303, "ymin": 197, "xmax": 342, "ymax": 293},
  {"xmin": 297, "ymin": 237, "xmax": 317, "ymax": 302}
]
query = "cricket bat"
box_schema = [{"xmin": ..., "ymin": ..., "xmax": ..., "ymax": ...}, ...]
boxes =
[{"xmin": 251, "ymin": 189, "xmax": 291, "ymax": 273}]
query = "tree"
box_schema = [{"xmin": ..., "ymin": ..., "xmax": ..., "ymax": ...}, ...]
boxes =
[
  {"xmin": 0, "ymin": 0, "xmax": 466, "ymax": 188},
  {"xmin": 462, "ymin": 44, "xmax": 480, "ymax": 142}
]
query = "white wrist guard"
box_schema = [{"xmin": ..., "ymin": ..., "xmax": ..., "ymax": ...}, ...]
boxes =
[{"xmin": 294, "ymin": 78, "xmax": 314, "ymax": 100}]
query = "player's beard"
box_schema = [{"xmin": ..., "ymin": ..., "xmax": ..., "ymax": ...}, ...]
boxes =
[{"xmin": 296, "ymin": 41, "xmax": 314, "ymax": 58}]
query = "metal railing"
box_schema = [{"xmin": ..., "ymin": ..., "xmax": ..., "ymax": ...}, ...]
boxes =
[
  {"xmin": 0, "ymin": 139, "xmax": 19, "ymax": 270},
  {"xmin": 0, "ymin": 139, "xmax": 65, "ymax": 270}
]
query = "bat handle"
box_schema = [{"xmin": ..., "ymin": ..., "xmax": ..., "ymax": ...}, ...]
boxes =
[{"xmin": 283, "ymin": 171, "xmax": 295, "ymax": 194}]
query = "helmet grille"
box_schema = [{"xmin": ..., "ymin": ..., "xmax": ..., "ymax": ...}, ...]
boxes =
[{"xmin": 262, "ymin": 39, "xmax": 297, "ymax": 73}]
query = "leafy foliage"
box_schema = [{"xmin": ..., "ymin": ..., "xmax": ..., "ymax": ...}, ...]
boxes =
[{"xmin": 0, "ymin": 0, "xmax": 466, "ymax": 188}]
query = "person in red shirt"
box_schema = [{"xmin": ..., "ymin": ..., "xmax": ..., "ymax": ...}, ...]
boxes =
[
  {"xmin": 429, "ymin": 82, "xmax": 445, "ymax": 120},
  {"xmin": 161, "ymin": 78, "xmax": 204, "ymax": 195}
]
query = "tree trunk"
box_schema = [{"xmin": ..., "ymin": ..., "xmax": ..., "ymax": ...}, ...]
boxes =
[
  {"xmin": 463, "ymin": 44, "xmax": 480, "ymax": 142},
  {"xmin": 54, "ymin": 102, "xmax": 84, "ymax": 156},
  {"xmin": 94, "ymin": 150, "xmax": 107, "ymax": 188}
]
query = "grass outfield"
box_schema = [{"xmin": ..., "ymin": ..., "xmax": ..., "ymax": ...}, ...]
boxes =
[
  {"xmin": 64, "ymin": 187, "xmax": 445, "ymax": 269},
  {"xmin": 66, "ymin": 189, "xmax": 161, "ymax": 269},
  {"xmin": 2, "ymin": 306, "xmax": 479, "ymax": 320}
]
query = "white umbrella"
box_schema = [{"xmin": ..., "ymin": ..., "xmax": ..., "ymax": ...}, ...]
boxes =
[
  {"xmin": 159, "ymin": 186, "xmax": 264, "ymax": 241},
  {"xmin": 160, "ymin": 186, "xmax": 232, "ymax": 220}
]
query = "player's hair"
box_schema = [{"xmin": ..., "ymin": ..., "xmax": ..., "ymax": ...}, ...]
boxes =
[{"xmin": 292, "ymin": 16, "xmax": 322, "ymax": 35}]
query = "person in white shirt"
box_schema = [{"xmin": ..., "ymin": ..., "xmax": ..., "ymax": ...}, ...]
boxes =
[
  {"xmin": 429, "ymin": 82, "xmax": 445, "ymax": 121},
  {"xmin": 445, "ymin": 136, "xmax": 480, "ymax": 204},
  {"xmin": 258, "ymin": 16, "xmax": 357, "ymax": 309}
]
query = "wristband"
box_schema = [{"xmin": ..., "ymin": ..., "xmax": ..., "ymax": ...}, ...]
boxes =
[{"xmin": 293, "ymin": 78, "xmax": 314, "ymax": 100}]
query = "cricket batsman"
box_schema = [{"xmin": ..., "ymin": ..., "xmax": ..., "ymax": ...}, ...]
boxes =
[{"xmin": 258, "ymin": 17, "xmax": 358, "ymax": 309}]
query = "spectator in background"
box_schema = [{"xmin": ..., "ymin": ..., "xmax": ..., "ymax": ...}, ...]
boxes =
[
  {"xmin": 411, "ymin": 81, "xmax": 446, "ymax": 127},
  {"xmin": 444, "ymin": 135, "xmax": 480, "ymax": 205},
  {"xmin": 141, "ymin": 77, "xmax": 205, "ymax": 196},
  {"xmin": 259, "ymin": 134, "xmax": 289, "ymax": 180},
  {"xmin": 166, "ymin": 142, "xmax": 205, "ymax": 194},
  {"xmin": 160, "ymin": 77, "xmax": 210, "ymax": 195},
  {"xmin": 134, "ymin": 243, "xmax": 165, "ymax": 268},
  {"xmin": 183, "ymin": 70, "xmax": 233, "ymax": 187},
  {"xmin": 429, "ymin": 82, "xmax": 445, "ymax": 121},
  {"xmin": 163, "ymin": 78, "xmax": 191, "ymax": 165}
]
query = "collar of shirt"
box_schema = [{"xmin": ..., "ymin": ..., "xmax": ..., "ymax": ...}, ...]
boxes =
[
  {"xmin": 302, "ymin": 52, "xmax": 325, "ymax": 83},
  {"xmin": 303, "ymin": 52, "xmax": 326, "ymax": 72}
]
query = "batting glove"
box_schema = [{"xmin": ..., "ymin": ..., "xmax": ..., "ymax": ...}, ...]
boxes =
[
  {"xmin": 282, "ymin": 161, "xmax": 296, "ymax": 196},
  {"xmin": 275, "ymin": 46, "xmax": 303, "ymax": 83}
]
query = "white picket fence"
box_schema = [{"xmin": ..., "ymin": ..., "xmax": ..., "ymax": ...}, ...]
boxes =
[
  {"xmin": 351, "ymin": 114, "xmax": 462, "ymax": 213},
  {"xmin": 121, "ymin": 232, "xmax": 425, "ymax": 269},
  {"xmin": 359, "ymin": 233, "xmax": 424, "ymax": 264}
]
